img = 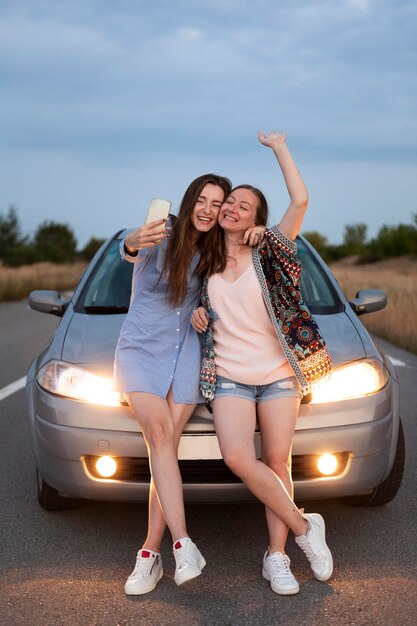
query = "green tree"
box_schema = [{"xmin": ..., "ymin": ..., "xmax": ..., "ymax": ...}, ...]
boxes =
[
  {"xmin": 0, "ymin": 205, "xmax": 32, "ymax": 266},
  {"xmin": 80, "ymin": 237, "xmax": 106, "ymax": 261},
  {"xmin": 342, "ymin": 223, "xmax": 368, "ymax": 255},
  {"xmin": 301, "ymin": 231, "xmax": 328, "ymax": 256},
  {"xmin": 33, "ymin": 221, "xmax": 77, "ymax": 263},
  {"xmin": 364, "ymin": 223, "xmax": 417, "ymax": 261}
]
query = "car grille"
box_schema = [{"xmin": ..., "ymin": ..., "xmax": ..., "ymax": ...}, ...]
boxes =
[{"xmin": 83, "ymin": 453, "xmax": 349, "ymax": 483}]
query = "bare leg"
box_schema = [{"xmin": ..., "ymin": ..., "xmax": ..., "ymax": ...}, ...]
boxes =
[
  {"xmin": 126, "ymin": 391, "xmax": 192, "ymax": 542},
  {"xmin": 257, "ymin": 396, "xmax": 301, "ymax": 553},
  {"xmin": 143, "ymin": 390, "xmax": 196, "ymax": 551},
  {"xmin": 213, "ymin": 396, "xmax": 308, "ymax": 537}
]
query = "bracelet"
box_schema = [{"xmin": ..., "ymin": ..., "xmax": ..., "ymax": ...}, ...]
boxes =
[{"xmin": 124, "ymin": 242, "xmax": 139, "ymax": 257}]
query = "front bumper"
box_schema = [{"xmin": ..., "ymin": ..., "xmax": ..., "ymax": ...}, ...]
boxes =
[{"xmin": 27, "ymin": 371, "xmax": 400, "ymax": 503}]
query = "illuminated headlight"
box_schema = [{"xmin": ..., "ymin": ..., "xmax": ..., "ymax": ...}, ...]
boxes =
[
  {"xmin": 317, "ymin": 454, "xmax": 339, "ymax": 476},
  {"xmin": 95, "ymin": 456, "xmax": 118, "ymax": 478},
  {"xmin": 36, "ymin": 360, "xmax": 123, "ymax": 406},
  {"xmin": 310, "ymin": 358, "xmax": 389, "ymax": 404}
]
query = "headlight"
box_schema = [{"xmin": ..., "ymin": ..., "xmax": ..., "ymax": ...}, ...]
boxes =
[
  {"xmin": 310, "ymin": 358, "xmax": 389, "ymax": 404},
  {"xmin": 36, "ymin": 360, "xmax": 123, "ymax": 406},
  {"xmin": 95, "ymin": 456, "xmax": 118, "ymax": 478}
]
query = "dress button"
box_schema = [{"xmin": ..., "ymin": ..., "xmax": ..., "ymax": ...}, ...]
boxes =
[
  {"xmin": 176, "ymin": 311, "xmax": 180, "ymax": 315},
  {"xmin": 175, "ymin": 345, "xmax": 179, "ymax": 349},
  {"xmin": 176, "ymin": 328, "xmax": 180, "ymax": 332}
]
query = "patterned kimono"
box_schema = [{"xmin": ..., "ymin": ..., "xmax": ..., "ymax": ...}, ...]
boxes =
[{"xmin": 200, "ymin": 225, "xmax": 332, "ymax": 402}]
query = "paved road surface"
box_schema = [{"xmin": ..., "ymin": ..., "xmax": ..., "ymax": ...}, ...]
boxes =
[{"xmin": 0, "ymin": 300, "xmax": 416, "ymax": 626}]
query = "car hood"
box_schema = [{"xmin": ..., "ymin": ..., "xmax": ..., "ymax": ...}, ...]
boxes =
[
  {"xmin": 61, "ymin": 310, "xmax": 368, "ymax": 375},
  {"xmin": 315, "ymin": 312, "xmax": 367, "ymax": 366},
  {"xmin": 61, "ymin": 312, "xmax": 125, "ymax": 376}
]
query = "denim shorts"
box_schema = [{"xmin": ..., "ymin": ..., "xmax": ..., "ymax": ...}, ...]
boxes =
[{"xmin": 215, "ymin": 375, "xmax": 302, "ymax": 404}]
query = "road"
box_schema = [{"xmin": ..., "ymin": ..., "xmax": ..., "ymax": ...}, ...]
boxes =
[{"xmin": 0, "ymin": 300, "xmax": 416, "ymax": 626}]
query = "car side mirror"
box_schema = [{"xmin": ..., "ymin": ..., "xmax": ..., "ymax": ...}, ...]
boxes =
[
  {"xmin": 349, "ymin": 289, "xmax": 387, "ymax": 316},
  {"xmin": 28, "ymin": 290, "xmax": 69, "ymax": 317}
]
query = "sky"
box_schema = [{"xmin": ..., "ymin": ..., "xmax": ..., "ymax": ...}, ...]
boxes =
[{"xmin": 0, "ymin": 0, "xmax": 416, "ymax": 248}]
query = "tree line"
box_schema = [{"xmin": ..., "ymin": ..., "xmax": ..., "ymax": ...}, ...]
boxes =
[
  {"xmin": 1, "ymin": 205, "xmax": 416, "ymax": 267},
  {"xmin": 301, "ymin": 213, "xmax": 417, "ymax": 264},
  {"xmin": 0, "ymin": 206, "xmax": 105, "ymax": 266}
]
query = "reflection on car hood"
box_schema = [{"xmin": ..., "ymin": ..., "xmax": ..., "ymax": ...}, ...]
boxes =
[
  {"xmin": 315, "ymin": 312, "xmax": 366, "ymax": 366},
  {"xmin": 62, "ymin": 313, "xmax": 125, "ymax": 376},
  {"xmin": 61, "ymin": 311, "xmax": 368, "ymax": 375}
]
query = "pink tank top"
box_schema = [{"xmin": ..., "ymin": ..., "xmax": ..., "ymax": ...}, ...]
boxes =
[{"xmin": 207, "ymin": 262, "xmax": 293, "ymax": 384}]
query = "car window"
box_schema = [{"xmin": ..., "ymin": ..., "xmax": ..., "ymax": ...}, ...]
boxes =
[
  {"xmin": 78, "ymin": 240, "xmax": 133, "ymax": 312},
  {"xmin": 297, "ymin": 239, "xmax": 343, "ymax": 314},
  {"xmin": 77, "ymin": 237, "xmax": 343, "ymax": 315}
]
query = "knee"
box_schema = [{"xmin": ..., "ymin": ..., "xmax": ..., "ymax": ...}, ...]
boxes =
[
  {"xmin": 222, "ymin": 448, "xmax": 248, "ymax": 477},
  {"xmin": 145, "ymin": 422, "xmax": 174, "ymax": 452},
  {"xmin": 263, "ymin": 454, "xmax": 291, "ymax": 480}
]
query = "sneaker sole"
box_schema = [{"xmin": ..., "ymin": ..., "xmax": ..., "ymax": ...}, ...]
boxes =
[
  {"xmin": 124, "ymin": 568, "xmax": 163, "ymax": 595},
  {"xmin": 262, "ymin": 568, "xmax": 300, "ymax": 595},
  {"xmin": 174, "ymin": 556, "xmax": 206, "ymax": 586},
  {"xmin": 306, "ymin": 514, "xmax": 333, "ymax": 582}
]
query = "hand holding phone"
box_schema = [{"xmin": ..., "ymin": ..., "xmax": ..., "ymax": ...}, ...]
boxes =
[{"xmin": 145, "ymin": 198, "xmax": 172, "ymax": 224}]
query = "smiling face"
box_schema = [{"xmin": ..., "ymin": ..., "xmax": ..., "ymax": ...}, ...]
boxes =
[
  {"xmin": 191, "ymin": 183, "xmax": 225, "ymax": 233},
  {"xmin": 219, "ymin": 187, "xmax": 259, "ymax": 233}
]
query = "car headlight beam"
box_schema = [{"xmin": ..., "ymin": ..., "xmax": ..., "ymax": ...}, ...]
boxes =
[
  {"xmin": 95, "ymin": 456, "xmax": 118, "ymax": 478},
  {"xmin": 310, "ymin": 358, "xmax": 389, "ymax": 404},
  {"xmin": 36, "ymin": 360, "xmax": 123, "ymax": 406},
  {"xmin": 317, "ymin": 453, "xmax": 339, "ymax": 476}
]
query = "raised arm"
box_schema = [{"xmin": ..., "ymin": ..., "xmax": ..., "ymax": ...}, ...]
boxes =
[{"xmin": 258, "ymin": 131, "xmax": 308, "ymax": 240}]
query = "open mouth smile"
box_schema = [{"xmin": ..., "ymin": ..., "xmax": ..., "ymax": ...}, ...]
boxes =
[{"xmin": 222, "ymin": 213, "xmax": 238, "ymax": 223}]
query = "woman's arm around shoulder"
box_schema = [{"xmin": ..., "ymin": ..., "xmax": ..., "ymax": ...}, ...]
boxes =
[{"xmin": 258, "ymin": 130, "xmax": 308, "ymax": 241}]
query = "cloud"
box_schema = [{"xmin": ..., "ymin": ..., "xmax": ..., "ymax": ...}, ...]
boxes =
[
  {"xmin": 0, "ymin": 0, "xmax": 415, "ymax": 164},
  {"xmin": 0, "ymin": 0, "xmax": 415, "ymax": 247}
]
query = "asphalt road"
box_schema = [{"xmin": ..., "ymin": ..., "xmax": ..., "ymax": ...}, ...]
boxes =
[{"xmin": 0, "ymin": 300, "xmax": 416, "ymax": 626}]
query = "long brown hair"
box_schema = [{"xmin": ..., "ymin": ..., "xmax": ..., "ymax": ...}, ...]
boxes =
[{"xmin": 163, "ymin": 174, "xmax": 232, "ymax": 305}]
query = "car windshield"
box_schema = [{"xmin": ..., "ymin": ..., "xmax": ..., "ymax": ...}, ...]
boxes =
[
  {"xmin": 297, "ymin": 239, "xmax": 343, "ymax": 314},
  {"xmin": 77, "ymin": 237, "xmax": 343, "ymax": 315}
]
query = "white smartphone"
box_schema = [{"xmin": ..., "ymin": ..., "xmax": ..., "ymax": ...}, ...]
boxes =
[{"xmin": 145, "ymin": 198, "xmax": 172, "ymax": 224}]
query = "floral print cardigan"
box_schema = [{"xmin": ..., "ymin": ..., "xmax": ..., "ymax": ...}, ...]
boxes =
[{"xmin": 199, "ymin": 225, "xmax": 332, "ymax": 402}]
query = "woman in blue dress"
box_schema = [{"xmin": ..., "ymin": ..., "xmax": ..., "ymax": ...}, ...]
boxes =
[{"xmin": 113, "ymin": 173, "xmax": 233, "ymax": 594}]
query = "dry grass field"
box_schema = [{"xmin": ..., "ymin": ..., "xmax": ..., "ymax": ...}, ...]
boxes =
[
  {"xmin": 1, "ymin": 257, "xmax": 416, "ymax": 355},
  {"xmin": 330, "ymin": 256, "xmax": 417, "ymax": 354},
  {"xmin": 0, "ymin": 262, "xmax": 88, "ymax": 302}
]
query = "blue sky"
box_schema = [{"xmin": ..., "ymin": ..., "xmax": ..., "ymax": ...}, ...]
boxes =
[{"xmin": 0, "ymin": 0, "xmax": 416, "ymax": 247}]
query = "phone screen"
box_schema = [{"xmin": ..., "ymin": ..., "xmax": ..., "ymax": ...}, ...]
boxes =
[{"xmin": 145, "ymin": 198, "xmax": 172, "ymax": 224}]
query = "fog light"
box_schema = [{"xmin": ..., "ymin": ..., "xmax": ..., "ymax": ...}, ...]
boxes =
[
  {"xmin": 317, "ymin": 454, "xmax": 339, "ymax": 476},
  {"xmin": 95, "ymin": 456, "xmax": 117, "ymax": 478}
]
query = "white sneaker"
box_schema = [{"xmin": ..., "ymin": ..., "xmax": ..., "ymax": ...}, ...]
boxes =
[
  {"xmin": 173, "ymin": 538, "xmax": 206, "ymax": 586},
  {"xmin": 124, "ymin": 548, "xmax": 163, "ymax": 595},
  {"xmin": 262, "ymin": 551, "xmax": 300, "ymax": 595},
  {"xmin": 295, "ymin": 513, "xmax": 333, "ymax": 582}
]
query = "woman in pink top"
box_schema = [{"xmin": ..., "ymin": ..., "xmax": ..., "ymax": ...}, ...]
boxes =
[{"xmin": 192, "ymin": 131, "xmax": 333, "ymax": 596}]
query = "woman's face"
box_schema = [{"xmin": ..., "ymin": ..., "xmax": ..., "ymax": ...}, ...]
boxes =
[
  {"xmin": 191, "ymin": 183, "xmax": 225, "ymax": 233},
  {"xmin": 218, "ymin": 188, "xmax": 258, "ymax": 232}
]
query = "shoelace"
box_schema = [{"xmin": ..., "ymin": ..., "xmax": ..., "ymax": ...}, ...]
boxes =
[
  {"xmin": 131, "ymin": 554, "xmax": 155, "ymax": 578},
  {"xmin": 175, "ymin": 541, "xmax": 194, "ymax": 567},
  {"xmin": 268, "ymin": 554, "xmax": 293, "ymax": 578},
  {"xmin": 297, "ymin": 537, "xmax": 325, "ymax": 563}
]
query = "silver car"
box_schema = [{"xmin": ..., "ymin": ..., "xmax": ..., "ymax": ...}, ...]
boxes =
[{"xmin": 26, "ymin": 230, "xmax": 404, "ymax": 510}]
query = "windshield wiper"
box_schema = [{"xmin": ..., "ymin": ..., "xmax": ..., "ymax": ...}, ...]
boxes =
[{"xmin": 83, "ymin": 305, "xmax": 129, "ymax": 314}]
